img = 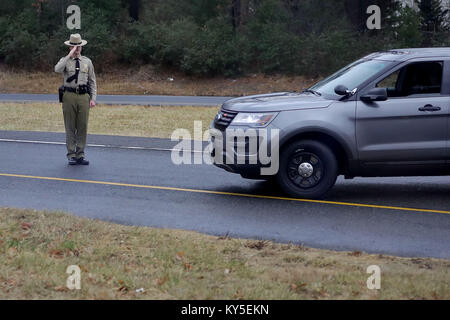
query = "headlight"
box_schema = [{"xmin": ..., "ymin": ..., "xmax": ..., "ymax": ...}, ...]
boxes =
[{"xmin": 231, "ymin": 112, "xmax": 278, "ymax": 127}]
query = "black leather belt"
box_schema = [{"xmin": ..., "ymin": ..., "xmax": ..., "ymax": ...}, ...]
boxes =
[{"xmin": 64, "ymin": 85, "xmax": 89, "ymax": 94}]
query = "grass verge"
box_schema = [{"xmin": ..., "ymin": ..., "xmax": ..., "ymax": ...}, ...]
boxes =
[
  {"xmin": 0, "ymin": 66, "xmax": 317, "ymax": 97},
  {"xmin": 0, "ymin": 207, "xmax": 449, "ymax": 299},
  {"xmin": 0, "ymin": 103, "xmax": 218, "ymax": 139}
]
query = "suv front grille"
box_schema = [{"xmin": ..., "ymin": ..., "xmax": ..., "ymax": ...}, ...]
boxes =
[{"xmin": 214, "ymin": 109, "xmax": 238, "ymax": 130}]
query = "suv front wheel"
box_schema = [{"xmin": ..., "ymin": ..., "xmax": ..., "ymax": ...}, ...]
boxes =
[{"xmin": 277, "ymin": 140, "xmax": 338, "ymax": 199}]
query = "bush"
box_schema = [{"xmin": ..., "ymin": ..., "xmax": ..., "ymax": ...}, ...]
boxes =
[
  {"xmin": 179, "ymin": 17, "xmax": 242, "ymax": 76},
  {"xmin": 158, "ymin": 18, "xmax": 199, "ymax": 66},
  {"xmin": 244, "ymin": 21, "xmax": 302, "ymax": 74},
  {"xmin": 299, "ymin": 30, "xmax": 382, "ymax": 76},
  {"xmin": 119, "ymin": 22, "xmax": 161, "ymax": 64},
  {"xmin": 0, "ymin": 8, "xmax": 42, "ymax": 68},
  {"xmin": 74, "ymin": 5, "xmax": 120, "ymax": 70},
  {"xmin": 3, "ymin": 0, "xmax": 450, "ymax": 77},
  {"xmin": 37, "ymin": 26, "xmax": 71, "ymax": 70},
  {"xmin": 0, "ymin": 30, "xmax": 38, "ymax": 68},
  {"xmin": 394, "ymin": 6, "xmax": 423, "ymax": 48}
]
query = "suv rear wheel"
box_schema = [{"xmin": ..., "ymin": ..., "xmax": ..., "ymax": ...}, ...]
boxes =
[{"xmin": 277, "ymin": 140, "xmax": 338, "ymax": 199}]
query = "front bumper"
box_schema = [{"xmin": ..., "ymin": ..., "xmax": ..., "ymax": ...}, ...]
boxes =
[{"xmin": 209, "ymin": 121, "xmax": 279, "ymax": 178}]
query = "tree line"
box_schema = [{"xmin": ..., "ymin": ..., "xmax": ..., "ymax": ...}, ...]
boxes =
[{"xmin": 0, "ymin": 0, "xmax": 449, "ymax": 76}]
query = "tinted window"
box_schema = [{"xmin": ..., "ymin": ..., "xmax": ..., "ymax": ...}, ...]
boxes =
[
  {"xmin": 311, "ymin": 59, "xmax": 394, "ymax": 99},
  {"xmin": 376, "ymin": 61, "xmax": 443, "ymax": 97}
]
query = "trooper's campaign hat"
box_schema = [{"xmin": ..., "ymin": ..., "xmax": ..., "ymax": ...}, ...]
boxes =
[{"xmin": 64, "ymin": 33, "xmax": 87, "ymax": 46}]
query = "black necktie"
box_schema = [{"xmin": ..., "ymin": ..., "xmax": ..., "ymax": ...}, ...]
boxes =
[{"xmin": 67, "ymin": 58, "xmax": 80, "ymax": 84}]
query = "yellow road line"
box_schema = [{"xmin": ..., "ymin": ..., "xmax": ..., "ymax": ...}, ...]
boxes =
[{"xmin": 1, "ymin": 173, "xmax": 450, "ymax": 215}]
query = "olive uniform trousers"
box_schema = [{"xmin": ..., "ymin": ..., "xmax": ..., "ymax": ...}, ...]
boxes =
[{"xmin": 62, "ymin": 91, "xmax": 90, "ymax": 159}]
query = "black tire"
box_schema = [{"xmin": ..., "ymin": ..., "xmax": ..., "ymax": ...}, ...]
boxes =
[{"xmin": 276, "ymin": 140, "xmax": 338, "ymax": 199}]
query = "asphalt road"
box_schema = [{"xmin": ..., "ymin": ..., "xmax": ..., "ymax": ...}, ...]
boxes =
[
  {"xmin": 0, "ymin": 93, "xmax": 231, "ymax": 106},
  {"xmin": 0, "ymin": 130, "xmax": 449, "ymax": 259}
]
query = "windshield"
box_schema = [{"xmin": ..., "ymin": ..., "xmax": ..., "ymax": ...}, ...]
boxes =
[{"xmin": 310, "ymin": 59, "xmax": 394, "ymax": 99}]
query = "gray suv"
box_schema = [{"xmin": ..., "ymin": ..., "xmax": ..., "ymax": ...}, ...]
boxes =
[{"xmin": 211, "ymin": 48, "xmax": 450, "ymax": 199}]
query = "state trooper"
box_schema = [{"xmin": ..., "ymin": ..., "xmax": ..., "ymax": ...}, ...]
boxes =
[{"xmin": 54, "ymin": 33, "xmax": 97, "ymax": 165}]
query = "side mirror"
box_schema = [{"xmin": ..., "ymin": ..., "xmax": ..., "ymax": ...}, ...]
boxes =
[
  {"xmin": 334, "ymin": 85, "xmax": 349, "ymax": 96},
  {"xmin": 360, "ymin": 87, "xmax": 388, "ymax": 102}
]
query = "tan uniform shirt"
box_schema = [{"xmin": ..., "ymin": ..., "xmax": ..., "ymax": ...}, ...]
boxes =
[{"xmin": 54, "ymin": 55, "xmax": 97, "ymax": 102}]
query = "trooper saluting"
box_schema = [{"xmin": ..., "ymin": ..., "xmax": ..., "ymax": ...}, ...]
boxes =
[{"xmin": 54, "ymin": 33, "xmax": 97, "ymax": 166}]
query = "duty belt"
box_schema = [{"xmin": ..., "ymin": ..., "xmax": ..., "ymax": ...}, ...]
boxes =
[{"xmin": 64, "ymin": 85, "xmax": 89, "ymax": 94}]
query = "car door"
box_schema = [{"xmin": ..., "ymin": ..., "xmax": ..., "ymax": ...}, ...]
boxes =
[{"xmin": 356, "ymin": 59, "xmax": 450, "ymax": 175}]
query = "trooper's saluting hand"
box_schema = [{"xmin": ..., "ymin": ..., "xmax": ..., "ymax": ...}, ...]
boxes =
[{"xmin": 55, "ymin": 33, "xmax": 97, "ymax": 166}]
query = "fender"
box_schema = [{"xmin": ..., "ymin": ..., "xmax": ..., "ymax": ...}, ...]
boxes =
[{"xmin": 279, "ymin": 126, "xmax": 356, "ymax": 161}]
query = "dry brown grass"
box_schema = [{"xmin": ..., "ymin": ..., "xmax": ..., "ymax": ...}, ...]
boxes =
[
  {"xmin": 0, "ymin": 103, "xmax": 219, "ymax": 139},
  {"xmin": 0, "ymin": 65, "xmax": 318, "ymax": 96},
  {"xmin": 0, "ymin": 207, "xmax": 449, "ymax": 300}
]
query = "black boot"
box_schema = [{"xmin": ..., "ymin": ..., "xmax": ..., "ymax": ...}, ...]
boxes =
[
  {"xmin": 68, "ymin": 157, "xmax": 77, "ymax": 166},
  {"xmin": 76, "ymin": 157, "xmax": 89, "ymax": 165}
]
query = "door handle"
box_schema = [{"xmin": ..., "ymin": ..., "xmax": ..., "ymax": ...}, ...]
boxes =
[{"xmin": 418, "ymin": 104, "xmax": 441, "ymax": 112}]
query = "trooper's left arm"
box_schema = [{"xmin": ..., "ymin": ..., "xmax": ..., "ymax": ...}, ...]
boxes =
[{"xmin": 88, "ymin": 59, "xmax": 97, "ymax": 107}]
